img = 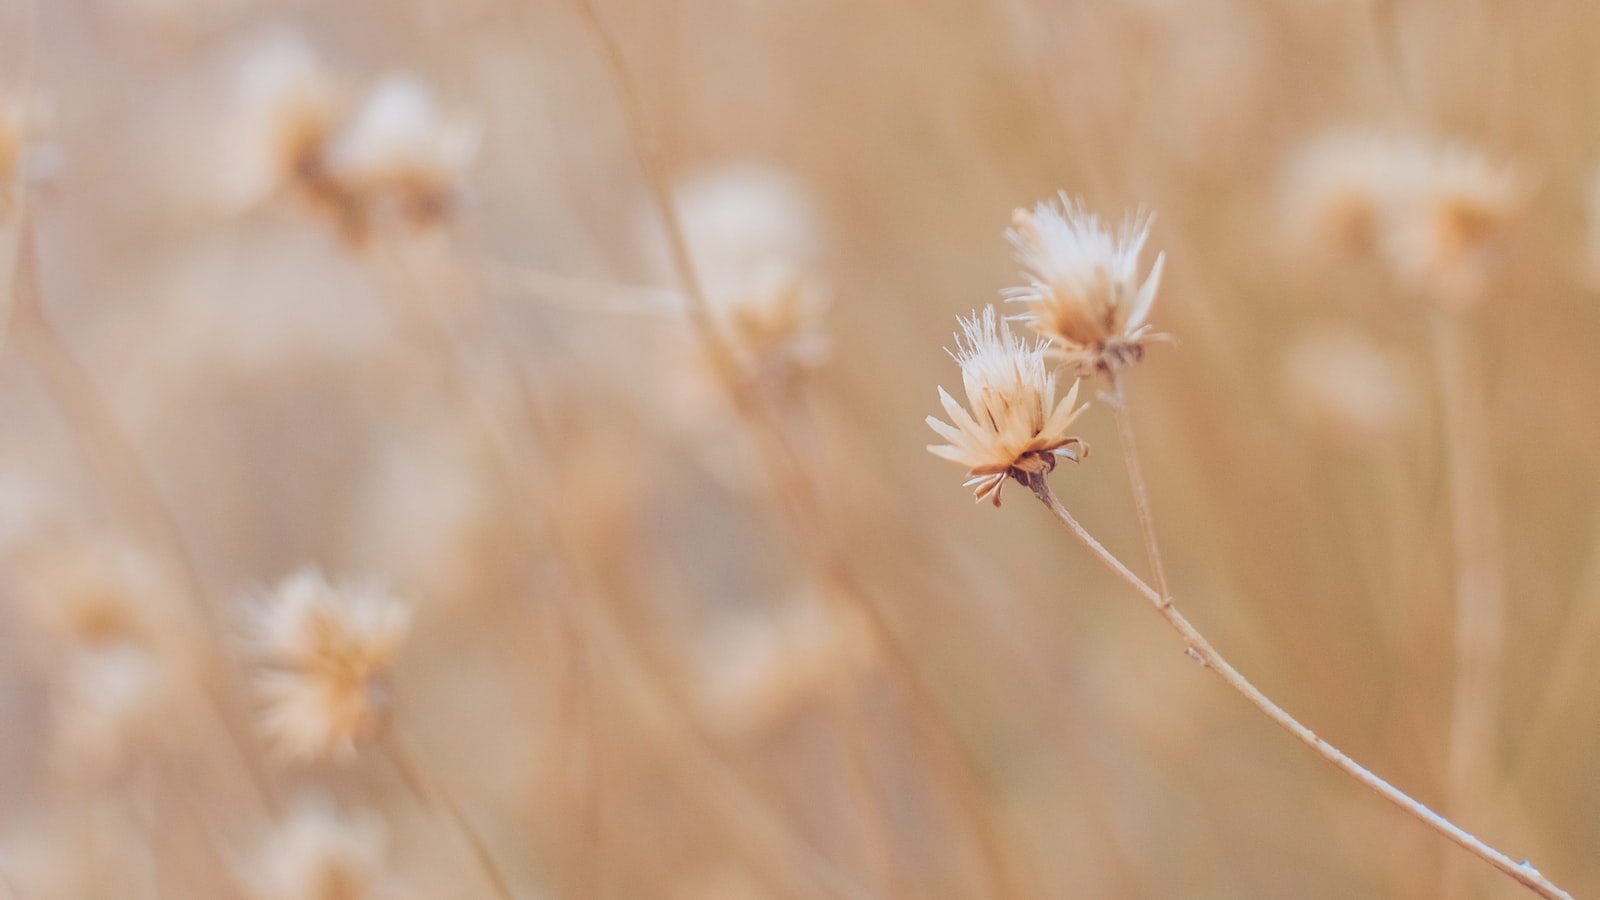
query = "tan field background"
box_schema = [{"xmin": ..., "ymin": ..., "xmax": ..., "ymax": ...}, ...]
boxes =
[{"xmin": 0, "ymin": 0, "xmax": 1597, "ymax": 897}]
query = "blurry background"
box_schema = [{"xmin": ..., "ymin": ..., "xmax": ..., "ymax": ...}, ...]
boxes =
[{"xmin": 0, "ymin": 0, "xmax": 1597, "ymax": 897}]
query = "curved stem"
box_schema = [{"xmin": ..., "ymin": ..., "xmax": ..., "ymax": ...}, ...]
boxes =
[{"xmin": 1019, "ymin": 473, "xmax": 1571, "ymax": 900}]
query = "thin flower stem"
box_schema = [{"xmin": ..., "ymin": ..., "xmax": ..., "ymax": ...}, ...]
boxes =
[
  {"xmin": 10, "ymin": 213, "xmax": 280, "ymax": 817},
  {"xmin": 569, "ymin": 6, "xmax": 1029, "ymax": 896},
  {"xmin": 1430, "ymin": 309, "xmax": 1507, "ymax": 899},
  {"xmin": 363, "ymin": 239, "xmax": 869, "ymax": 900},
  {"xmin": 383, "ymin": 729, "xmax": 517, "ymax": 900},
  {"xmin": 1019, "ymin": 473, "xmax": 1571, "ymax": 900},
  {"xmin": 1106, "ymin": 371, "xmax": 1172, "ymax": 605}
]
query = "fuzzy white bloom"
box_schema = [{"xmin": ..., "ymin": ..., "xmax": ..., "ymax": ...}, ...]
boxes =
[
  {"xmin": 8, "ymin": 537, "xmax": 200, "ymax": 777},
  {"xmin": 1279, "ymin": 131, "xmax": 1420, "ymax": 261},
  {"xmin": 1382, "ymin": 144, "xmax": 1525, "ymax": 305},
  {"xmin": 1279, "ymin": 132, "xmax": 1524, "ymax": 305},
  {"xmin": 1004, "ymin": 193, "xmax": 1166, "ymax": 375},
  {"xmin": 662, "ymin": 163, "xmax": 830, "ymax": 370},
  {"xmin": 250, "ymin": 568, "xmax": 411, "ymax": 762},
  {"xmin": 927, "ymin": 306, "xmax": 1088, "ymax": 506},
  {"xmin": 248, "ymin": 800, "xmax": 388, "ymax": 900},
  {"xmin": 323, "ymin": 74, "xmax": 479, "ymax": 210},
  {"xmin": 219, "ymin": 31, "xmax": 343, "ymax": 211}
]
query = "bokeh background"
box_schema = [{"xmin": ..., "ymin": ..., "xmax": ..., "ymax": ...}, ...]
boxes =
[{"xmin": 0, "ymin": 0, "xmax": 1597, "ymax": 897}]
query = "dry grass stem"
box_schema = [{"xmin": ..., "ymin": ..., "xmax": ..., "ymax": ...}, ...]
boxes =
[
  {"xmin": 1019, "ymin": 473, "xmax": 1572, "ymax": 900},
  {"xmin": 1431, "ymin": 308, "xmax": 1509, "ymax": 899}
]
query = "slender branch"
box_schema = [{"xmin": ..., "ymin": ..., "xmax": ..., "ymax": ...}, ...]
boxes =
[{"xmin": 1018, "ymin": 472, "xmax": 1571, "ymax": 900}]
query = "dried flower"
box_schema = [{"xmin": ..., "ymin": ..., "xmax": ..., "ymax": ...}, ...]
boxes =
[
  {"xmin": 250, "ymin": 568, "xmax": 411, "ymax": 762},
  {"xmin": 8, "ymin": 537, "xmax": 199, "ymax": 775},
  {"xmin": 656, "ymin": 163, "xmax": 830, "ymax": 377},
  {"xmin": 1279, "ymin": 132, "xmax": 1524, "ymax": 305},
  {"xmin": 12, "ymin": 538, "xmax": 179, "ymax": 648},
  {"xmin": 323, "ymin": 74, "xmax": 480, "ymax": 226},
  {"xmin": 1279, "ymin": 131, "xmax": 1417, "ymax": 262},
  {"xmin": 1004, "ymin": 193, "xmax": 1166, "ymax": 375},
  {"xmin": 220, "ymin": 31, "xmax": 345, "ymax": 212},
  {"xmin": 1382, "ymin": 144, "xmax": 1525, "ymax": 306},
  {"xmin": 926, "ymin": 306, "xmax": 1088, "ymax": 505},
  {"xmin": 248, "ymin": 799, "xmax": 388, "ymax": 900}
]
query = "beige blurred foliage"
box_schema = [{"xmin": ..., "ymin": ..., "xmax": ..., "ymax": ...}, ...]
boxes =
[{"xmin": 0, "ymin": 0, "xmax": 1596, "ymax": 898}]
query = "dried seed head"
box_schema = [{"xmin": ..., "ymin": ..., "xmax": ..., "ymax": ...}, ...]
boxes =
[
  {"xmin": 323, "ymin": 74, "xmax": 480, "ymax": 227},
  {"xmin": 660, "ymin": 163, "xmax": 830, "ymax": 379},
  {"xmin": 1383, "ymin": 144, "xmax": 1524, "ymax": 306},
  {"xmin": 926, "ymin": 306, "xmax": 1089, "ymax": 506},
  {"xmin": 1004, "ymin": 193, "xmax": 1167, "ymax": 376},
  {"xmin": 249, "ymin": 568, "xmax": 411, "ymax": 762},
  {"xmin": 8, "ymin": 538, "xmax": 200, "ymax": 776},
  {"xmin": 220, "ymin": 31, "xmax": 345, "ymax": 212},
  {"xmin": 11, "ymin": 538, "xmax": 180, "ymax": 648},
  {"xmin": 248, "ymin": 799, "xmax": 387, "ymax": 900},
  {"xmin": 1280, "ymin": 132, "xmax": 1418, "ymax": 262}
]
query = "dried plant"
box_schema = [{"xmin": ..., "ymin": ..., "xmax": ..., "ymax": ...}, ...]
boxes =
[{"xmin": 1, "ymin": 1, "xmax": 1597, "ymax": 897}]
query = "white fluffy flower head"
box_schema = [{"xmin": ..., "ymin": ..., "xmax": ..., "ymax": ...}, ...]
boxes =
[
  {"xmin": 926, "ymin": 306, "xmax": 1088, "ymax": 506},
  {"xmin": 250, "ymin": 568, "xmax": 411, "ymax": 762},
  {"xmin": 1005, "ymin": 193, "xmax": 1166, "ymax": 375}
]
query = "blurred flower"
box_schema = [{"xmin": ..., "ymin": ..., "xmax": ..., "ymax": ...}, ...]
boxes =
[
  {"xmin": 1279, "ymin": 132, "xmax": 1525, "ymax": 305},
  {"xmin": 12, "ymin": 538, "xmax": 176, "ymax": 647},
  {"xmin": 1279, "ymin": 131, "xmax": 1416, "ymax": 262},
  {"xmin": 324, "ymin": 74, "xmax": 480, "ymax": 227},
  {"xmin": 1281, "ymin": 326, "xmax": 1416, "ymax": 448},
  {"xmin": 7, "ymin": 537, "xmax": 199, "ymax": 775},
  {"xmin": 927, "ymin": 306, "xmax": 1088, "ymax": 506},
  {"xmin": 1382, "ymin": 143, "xmax": 1525, "ymax": 306},
  {"xmin": 658, "ymin": 162, "xmax": 829, "ymax": 378},
  {"xmin": 250, "ymin": 568, "xmax": 411, "ymax": 762},
  {"xmin": 220, "ymin": 31, "xmax": 346, "ymax": 213},
  {"xmin": 1004, "ymin": 193, "xmax": 1166, "ymax": 376},
  {"xmin": 247, "ymin": 799, "xmax": 388, "ymax": 900}
]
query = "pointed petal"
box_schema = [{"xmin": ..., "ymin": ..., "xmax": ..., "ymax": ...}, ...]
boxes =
[
  {"xmin": 925, "ymin": 415, "xmax": 965, "ymax": 445},
  {"xmin": 1126, "ymin": 251, "xmax": 1165, "ymax": 331},
  {"xmin": 938, "ymin": 386, "xmax": 984, "ymax": 436}
]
